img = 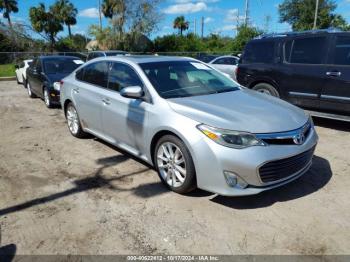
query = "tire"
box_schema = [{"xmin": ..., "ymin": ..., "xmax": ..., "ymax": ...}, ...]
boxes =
[
  {"xmin": 22, "ymin": 75, "xmax": 26, "ymax": 86},
  {"xmin": 154, "ymin": 135, "xmax": 196, "ymax": 194},
  {"xmin": 26, "ymin": 81, "xmax": 36, "ymax": 98},
  {"xmin": 16, "ymin": 74, "xmax": 20, "ymax": 84},
  {"xmin": 65, "ymin": 102, "xmax": 88, "ymax": 138},
  {"xmin": 43, "ymin": 87, "xmax": 53, "ymax": 108},
  {"xmin": 252, "ymin": 83, "xmax": 280, "ymax": 97}
]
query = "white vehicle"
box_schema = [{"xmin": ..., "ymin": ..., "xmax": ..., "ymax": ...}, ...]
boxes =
[
  {"xmin": 15, "ymin": 59, "xmax": 33, "ymax": 85},
  {"xmin": 208, "ymin": 56, "xmax": 239, "ymax": 80}
]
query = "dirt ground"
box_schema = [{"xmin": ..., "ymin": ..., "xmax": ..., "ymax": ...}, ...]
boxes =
[{"xmin": 0, "ymin": 80, "xmax": 349, "ymax": 255}]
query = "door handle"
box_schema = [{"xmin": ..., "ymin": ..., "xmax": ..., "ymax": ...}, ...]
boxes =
[
  {"xmin": 326, "ymin": 71, "xmax": 341, "ymax": 77},
  {"xmin": 102, "ymin": 98, "xmax": 110, "ymax": 105},
  {"xmin": 73, "ymin": 88, "xmax": 79, "ymax": 94}
]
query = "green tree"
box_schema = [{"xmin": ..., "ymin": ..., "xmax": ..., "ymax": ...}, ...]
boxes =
[
  {"xmin": 29, "ymin": 3, "xmax": 63, "ymax": 51},
  {"xmin": 279, "ymin": 0, "xmax": 348, "ymax": 31},
  {"xmin": 173, "ymin": 16, "xmax": 189, "ymax": 36},
  {"xmin": 231, "ymin": 25, "xmax": 261, "ymax": 52},
  {"xmin": 101, "ymin": 0, "xmax": 126, "ymax": 40},
  {"xmin": 0, "ymin": 0, "xmax": 18, "ymax": 29},
  {"xmin": 52, "ymin": 0, "xmax": 78, "ymax": 38}
]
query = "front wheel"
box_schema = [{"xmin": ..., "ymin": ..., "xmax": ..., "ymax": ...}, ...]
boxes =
[
  {"xmin": 252, "ymin": 83, "xmax": 280, "ymax": 97},
  {"xmin": 27, "ymin": 81, "xmax": 36, "ymax": 98},
  {"xmin": 65, "ymin": 102, "xmax": 88, "ymax": 138},
  {"xmin": 154, "ymin": 135, "xmax": 196, "ymax": 194},
  {"xmin": 43, "ymin": 87, "xmax": 53, "ymax": 108}
]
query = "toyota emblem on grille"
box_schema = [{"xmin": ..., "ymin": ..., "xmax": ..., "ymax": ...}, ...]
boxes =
[{"xmin": 293, "ymin": 132, "xmax": 305, "ymax": 145}]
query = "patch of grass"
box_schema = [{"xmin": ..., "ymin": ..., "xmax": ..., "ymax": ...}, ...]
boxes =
[{"xmin": 0, "ymin": 64, "xmax": 16, "ymax": 77}]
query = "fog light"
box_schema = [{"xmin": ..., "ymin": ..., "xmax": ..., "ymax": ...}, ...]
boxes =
[
  {"xmin": 223, "ymin": 171, "xmax": 238, "ymax": 187},
  {"xmin": 223, "ymin": 171, "xmax": 248, "ymax": 189}
]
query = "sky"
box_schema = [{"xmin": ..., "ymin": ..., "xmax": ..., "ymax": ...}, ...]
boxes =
[{"xmin": 1, "ymin": 0, "xmax": 350, "ymax": 40}]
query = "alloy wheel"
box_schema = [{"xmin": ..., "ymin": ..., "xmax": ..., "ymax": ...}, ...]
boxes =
[
  {"xmin": 44, "ymin": 89, "xmax": 50, "ymax": 106},
  {"xmin": 258, "ymin": 89, "xmax": 272, "ymax": 95},
  {"xmin": 67, "ymin": 105, "xmax": 79, "ymax": 135},
  {"xmin": 27, "ymin": 82, "xmax": 32, "ymax": 96},
  {"xmin": 157, "ymin": 142, "xmax": 187, "ymax": 188}
]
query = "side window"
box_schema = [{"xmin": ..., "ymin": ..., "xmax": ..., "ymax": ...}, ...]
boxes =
[
  {"xmin": 288, "ymin": 37, "xmax": 327, "ymax": 64},
  {"xmin": 213, "ymin": 58, "xmax": 226, "ymax": 64},
  {"xmin": 36, "ymin": 60, "xmax": 42, "ymax": 71},
  {"xmin": 82, "ymin": 62, "xmax": 109, "ymax": 87},
  {"xmin": 76, "ymin": 68, "xmax": 84, "ymax": 81},
  {"xmin": 284, "ymin": 40, "xmax": 293, "ymax": 62},
  {"xmin": 227, "ymin": 58, "xmax": 238, "ymax": 65},
  {"xmin": 333, "ymin": 36, "xmax": 350, "ymax": 65},
  {"xmin": 20, "ymin": 62, "xmax": 25, "ymax": 68},
  {"xmin": 108, "ymin": 63, "xmax": 143, "ymax": 92},
  {"xmin": 242, "ymin": 41, "xmax": 275, "ymax": 64}
]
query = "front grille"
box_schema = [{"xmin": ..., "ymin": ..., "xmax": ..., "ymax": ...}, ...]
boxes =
[
  {"xmin": 259, "ymin": 146, "xmax": 315, "ymax": 183},
  {"xmin": 257, "ymin": 120, "xmax": 312, "ymax": 145}
]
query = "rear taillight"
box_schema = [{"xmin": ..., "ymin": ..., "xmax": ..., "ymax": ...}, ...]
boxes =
[
  {"xmin": 235, "ymin": 67, "xmax": 239, "ymax": 76},
  {"xmin": 53, "ymin": 80, "xmax": 64, "ymax": 91}
]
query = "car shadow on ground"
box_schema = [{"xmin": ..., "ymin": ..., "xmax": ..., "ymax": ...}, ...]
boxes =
[
  {"xmin": 210, "ymin": 155, "xmax": 332, "ymax": 209},
  {"xmin": 0, "ymin": 149, "xmax": 167, "ymax": 217},
  {"xmin": 313, "ymin": 117, "xmax": 350, "ymax": 132},
  {"xmin": 0, "ymin": 244, "xmax": 16, "ymax": 262}
]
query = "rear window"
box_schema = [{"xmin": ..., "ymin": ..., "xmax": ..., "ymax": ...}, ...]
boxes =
[
  {"xmin": 43, "ymin": 58, "xmax": 82, "ymax": 74},
  {"xmin": 284, "ymin": 37, "xmax": 327, "ymax": 64},
  {"xmin": 333, "ymin": 36, "xmax": 350, "ymax": 65},
  {"xmin": 242, "ymin": 41, "xmax": 275, "ymax": 64}
]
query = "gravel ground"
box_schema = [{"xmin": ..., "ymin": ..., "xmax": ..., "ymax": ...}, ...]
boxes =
[{"xmin": 0, "ymin": 81, "xmax": 349, "ymax": 255}]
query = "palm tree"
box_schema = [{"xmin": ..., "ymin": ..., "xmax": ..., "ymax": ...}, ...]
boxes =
[
  {"xmin": 0, "ymin": 0, "xmax": 18, "ymax": 29},
  {"xmin": 173, "ymin": 16, "xmax": 189, "ymax": 36},
  {"xmin": 101, "ymin": 0, "xmax": 126, "ymax": 39},
  {"xmin": 52, "ymin": 0, "xmax": 78, "ymax": 38},
  {"xmin": 29, "ymin": 3, "xmax": 63, "ymax": 51}
]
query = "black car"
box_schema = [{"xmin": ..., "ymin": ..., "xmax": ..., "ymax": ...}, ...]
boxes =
[
  {"xmin": 237, "ymin": 29, "xmax": 350, "ymax": 121},
  {"xmin": 86, "ymin": 50, "xmax": 128, "ymax": 61},
  {"xmin": 26, "ymin": 56, "xmax": 84, "ymax": 108}
]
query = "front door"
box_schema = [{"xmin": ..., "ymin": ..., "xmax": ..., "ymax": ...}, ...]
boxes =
[
  {"xmin": 280, "ymin": 35, "xmax": 331, "ymax": 109},
  {"xmin": 320, "ymin": 34, "xmax": 350, "ymax": 115},
  {"xmin": 102, "ymin": 62, "xmax": 149, "ymax": 153}
]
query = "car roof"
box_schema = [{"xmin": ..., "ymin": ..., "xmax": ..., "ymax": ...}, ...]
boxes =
[
  {"xmin": 211, "ymin": 55, "xmax": 238, "ymax": 60},
  {"xmin": 90, "ymin": 50, "xmax": 127, "ymax": 53},
  {"xmin": 96, "ymin": 55, "xmax": 196, "ymax": 64},
  {"xmin": 38, "ymin": 55, "xmax": 80, "ymax": 60}
]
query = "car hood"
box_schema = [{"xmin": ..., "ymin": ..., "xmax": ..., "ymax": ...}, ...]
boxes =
[
  {"xmin": 46, "ymin": 73, "xmax": 71, "ymax": 83},
  {"xmin": 167, "ymin": 89, "xmax": 308, "ymax": 133}
]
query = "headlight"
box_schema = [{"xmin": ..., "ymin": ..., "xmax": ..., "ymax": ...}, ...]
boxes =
[
  {"xmin": 53, "ymin": 82, "xmax": 61, "ymax": 91},
  {"xmin": 197, "ymin": 124, "xmax": 266, "ymax": 149}
]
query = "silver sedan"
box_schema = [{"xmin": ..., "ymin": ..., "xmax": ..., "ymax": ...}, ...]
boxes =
[
  {"xmin": 60, "ymin": 56, "xmax": 318, "ymax": 196},
  {"xmin": 208, "ymin": 55, "xmax": 239, "ymax": 80}
]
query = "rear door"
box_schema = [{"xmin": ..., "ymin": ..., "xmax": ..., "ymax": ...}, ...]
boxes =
[
  {"xmin": 73, "ymin": 61, "xmax": 109, "ymax": 136},
  {"xmin": 280, "ymin": 35, "xmax": 331, "ymax": 109},
  {"xmin": 102, "ymin": 62, "xmax": 149, "ymax": 153},
  {"xmin": 320, "ymin": 34, "xmax": 350, "ymax": 114}
]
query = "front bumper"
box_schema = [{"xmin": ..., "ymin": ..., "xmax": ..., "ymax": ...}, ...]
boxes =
[
  {"xmin": 191, "ymin": 126, "xmax": 318, "ymax": 196},
  {"xmin": 49, "ymin": 89, "xmax": 61, "ymax": 103}
]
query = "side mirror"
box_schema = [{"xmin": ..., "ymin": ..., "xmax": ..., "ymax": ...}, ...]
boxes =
[
  {"xmin": 120, "ymin": 86, "xmax": 144, "ymax": 99},
  {"xmin": 15, "ymin": 65, "xmax": 19, "ymax": 69}
]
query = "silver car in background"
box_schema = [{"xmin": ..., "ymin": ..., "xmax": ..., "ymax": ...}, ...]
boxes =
[
  {"xmin": 208, "ymin": 55, "xmax": 239, "ymax": 80},
  {"xmin": 60, "ymin": 56, "xmax": 318, "ymax": 196}
]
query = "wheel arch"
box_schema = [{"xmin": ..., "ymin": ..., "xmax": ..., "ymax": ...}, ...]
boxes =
[
  {"xmin": 150, "ymin": 130, "xmax": 183, "ymax": 166},
  {"xmin": 63, "ymin": 99, "xmax": 73, "ymax": 118}
]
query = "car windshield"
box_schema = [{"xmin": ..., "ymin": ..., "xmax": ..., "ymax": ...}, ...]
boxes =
[
  {"xmin": 43, "ymin": 58, "xmax": 82, "ymax": 74},
  {"xmin": 140, "ymin": 61, "xmax": 239, "ymax": 99}
]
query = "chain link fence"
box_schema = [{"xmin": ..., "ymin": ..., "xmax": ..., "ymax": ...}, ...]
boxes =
[{"xmin": 0, "ymin": 51, "xmax": 240, "ymax": 65}]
